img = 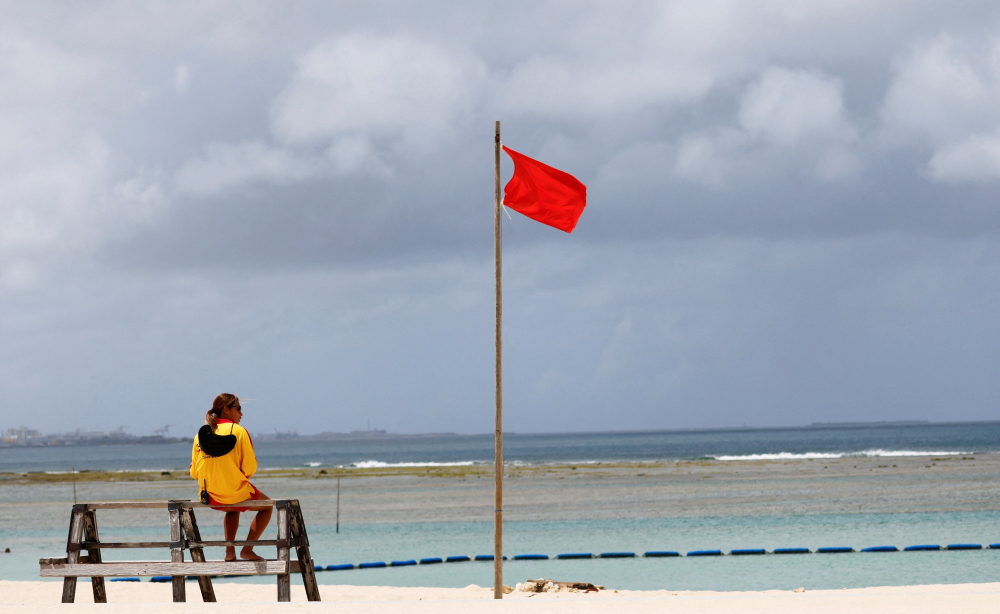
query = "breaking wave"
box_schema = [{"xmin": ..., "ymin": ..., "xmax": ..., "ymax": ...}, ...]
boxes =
[
  {"xmin": 346, "ymin": 460, "xmax": 481, "ymax": 468},
  {"xmin": 713, "ymin": 450, "xmax": 970, "ymax": 461}
]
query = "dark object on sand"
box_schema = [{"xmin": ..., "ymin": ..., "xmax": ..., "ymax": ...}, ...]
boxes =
[{"xmin": 524, "ymin": 579, "xmax": 602, "ymax": 592}]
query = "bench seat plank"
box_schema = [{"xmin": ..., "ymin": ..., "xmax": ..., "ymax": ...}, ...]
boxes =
[
  {"xmin": 80, "ymin": 500, "xmax": 277, "ymax": 510},
  {"xmin": 40, "ymin": 560, "xmax": 288, "ymax": 577},
  {"xmin": 81, "ymin": 542, "xmax": 171, "ymax": 549},
  {"xmin": 78, "ymin": 539, "xmax": 279, "ymax": 549}
]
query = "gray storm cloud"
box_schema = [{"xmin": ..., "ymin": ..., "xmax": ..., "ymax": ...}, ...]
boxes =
[{"xmin": 2, "ymin": 1, "xmax": 1000, "ymax": 435}]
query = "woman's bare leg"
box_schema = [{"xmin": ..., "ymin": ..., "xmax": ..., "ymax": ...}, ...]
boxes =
[
  {"xmin": 223, "ymin": 511, "xmax": 240, "ymax": 561},
  {"xmin": 240, "ymin": 490, "xmax": 273, "ymax": 561}
]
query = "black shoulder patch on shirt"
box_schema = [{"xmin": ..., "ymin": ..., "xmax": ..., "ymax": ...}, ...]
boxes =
[{"xmin": 197, "ymin": 424, "xmax": 237, "ymax": 457}]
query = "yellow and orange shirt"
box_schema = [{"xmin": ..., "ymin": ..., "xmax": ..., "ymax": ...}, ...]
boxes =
[{"xmin": 189, "ymin": 419, "xmax": 258, "ymax": 504}]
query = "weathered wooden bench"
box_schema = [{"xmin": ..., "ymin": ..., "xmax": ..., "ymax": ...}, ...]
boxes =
[{"xmin": 39, "ymin": 499, "xmax": 321, "ymax": 603}]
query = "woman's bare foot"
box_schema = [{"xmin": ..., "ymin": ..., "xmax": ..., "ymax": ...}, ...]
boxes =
[
  {"xmin": 240, "ymin": 547, "xmax": 264, "ymax": 561},
  {"xmin": 224, "ymin": 547, "xmax": 237, "ymax": 562}
]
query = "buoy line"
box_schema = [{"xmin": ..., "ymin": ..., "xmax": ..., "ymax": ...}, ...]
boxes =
[{"xmin": 112, "ymin": 543, "xmax": 998, "ymax": 582}]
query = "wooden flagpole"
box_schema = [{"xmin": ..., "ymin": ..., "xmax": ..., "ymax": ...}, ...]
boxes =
[{"xmin": 493, "ymin": 120, "xmax": 504, "ymax": 599}]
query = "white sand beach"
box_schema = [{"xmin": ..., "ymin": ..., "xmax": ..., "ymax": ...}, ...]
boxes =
[{"xmin": 3, "ymin": 580, "xmax": 1000, "ymax": 613}]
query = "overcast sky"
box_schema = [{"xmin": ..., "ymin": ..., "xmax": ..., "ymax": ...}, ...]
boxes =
[{"xmin": 3, "ymin": 1, "xmax": 1000, "ymax": 436}]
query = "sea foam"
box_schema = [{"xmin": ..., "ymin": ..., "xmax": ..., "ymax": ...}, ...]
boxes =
[
  {"xmin": 347, "ymin": 460, "xmax": 480, "ymax": 468},
  {"xmin": 713, "ymin": 450, "xmax": 969, "ymax": 461}
]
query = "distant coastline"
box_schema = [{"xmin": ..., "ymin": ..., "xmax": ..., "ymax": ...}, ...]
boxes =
[
  {"xmin": 0, "ymin": 425, "xmax": 188, "ymax": 448},
  {"xmin": 259, "ymin": 419, "xmax": 1000, "ymax": 441},
  {"xmin": 254, "ymin": 429, "xmax": 472, "ymax": 442},
  {"xmin": 808, "ymin": 420, "xmax": 930, "ymax": 428},
  {"xmin": 0, "ymin": 434, "xmax": 189, "ymax": 448},
  {"xmin": 4, "ymin": 419, "xmax": 1000, "ymax": 448}
]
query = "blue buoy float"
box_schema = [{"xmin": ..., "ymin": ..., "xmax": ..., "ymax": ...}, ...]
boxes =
[
  {"xmin": 359, "ymin": 562, "xmax": 387, "ymax": 569},
  {"xmin": 861, "ymin": 546, "xmax": 898, "ymax": 552},
  {"xmin": 513, "ymin": 554, "xmax": 549, "ymax": 560},
  {"xmin": 446, "ymin": 555, "xmax": 471, "ymax": 562},
  {"xmin": 687, "ymin": 550, "xmax": 722, "ymax": 556},
  {"xmin": 904, "ymin": 545, "xmax": 940, "ymax": 551},
  {"xmin": 644, "ymin": 551, "xmax": 680, "ymax": 557},
  {"xmin": 946, "ymin": 544, "xmax": 982, "ymax": 550},
  {"xmin": 557, "ymin": 553, "xmax": 593, "ymax": 559},
  {"xmin": 473, "ymin": 554, "xmax": 506, "ymax": 561},
  {"xmin": 817, "ymin": 547, "xmax": 853, "ymax": 553},
  {"xmin": 326, "ymin": 564, "xmax": 354, "ymax": 571},
  {"xmin": 110, "ymin": 577, "xmax": 140, "ymax": 582},
  {"xmin": 730, "ymin": 549, "xmax": 766, "ymax": 555},
  {"xmin": 391, "ymin": 560, "xmax": 416, "ymax": 567},
  {"xmin": 774, "ymin": 548, "xmax": 811, "ymax": 554},
  {"xmin": 599, "ymin": 552, "xmax": 635, "ymax": 558},
  {"xmin": 990, "ymin": 544, "xmax": 1000, "ymax": 550},
  {"xmin": 419, "ymin": 557, "xmax": 443, "ymax": 564},
  {"xmin": 150, "ymin": 576, "xmax": 172, "ymax": 583}
]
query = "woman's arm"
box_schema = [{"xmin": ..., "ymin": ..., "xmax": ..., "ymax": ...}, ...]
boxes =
[
  {"xmin": 238, "ymin": 427, "xmax": 258, "ymax": 478},
  {"xmin": 189, "ymin": 436, "xmax": 201, "ymax": 480}
]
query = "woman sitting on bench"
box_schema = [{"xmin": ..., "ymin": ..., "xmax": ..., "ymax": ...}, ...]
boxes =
[{"xmin": 190, "ymin": 393, "xmax": 272, "ymax": 562}]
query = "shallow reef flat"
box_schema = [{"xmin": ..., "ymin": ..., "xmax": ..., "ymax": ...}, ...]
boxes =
[{"xmin": 2, "ymin": 455, "xmax": 999, "ymax": 529}]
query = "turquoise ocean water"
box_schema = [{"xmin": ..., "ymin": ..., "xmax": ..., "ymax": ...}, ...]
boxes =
[{"xmin": 5, "ymin": 512, "xmax": 1000, "ymax": 590}]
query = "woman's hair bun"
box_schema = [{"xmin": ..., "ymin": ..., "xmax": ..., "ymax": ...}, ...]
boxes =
[{"xmin": 205, "ymin": 393, "xmax": 238, "ymax": 429}]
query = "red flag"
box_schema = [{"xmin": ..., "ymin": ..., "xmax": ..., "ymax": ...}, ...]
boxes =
[{"xmin": 502, "ymin": 146, "xmax": 587, "ymax": 233}]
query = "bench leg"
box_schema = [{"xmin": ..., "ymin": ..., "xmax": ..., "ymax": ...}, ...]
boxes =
[
  {"xmin": 276, "ymin": 503, "xmax": 291, "ymax": 602},
  {"xmin": 289, "ymin": 501, "xmax": 321, "ymax": 602},
  {"xmin": 83, "ymin": 510, "xmax": 107, "ymax": 603},
  {"xmin": 61, "ymin": 578, "xmax": 78, "ymax": 604},
  {"xmin": 180, "ymin": 508, "xmax": 216, "ymax": 602},
  {"xmin": 168, "ymin": 504, "xmax": 186, "ymax": 602},
  {"xmin": 61, "ymin": 505, "xmax": 86, "ymax": 603}
]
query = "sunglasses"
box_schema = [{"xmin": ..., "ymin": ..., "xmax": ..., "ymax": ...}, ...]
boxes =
[{"xmin": 231, "ymin": 405, "xmax": 242, "ymax": 413}]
